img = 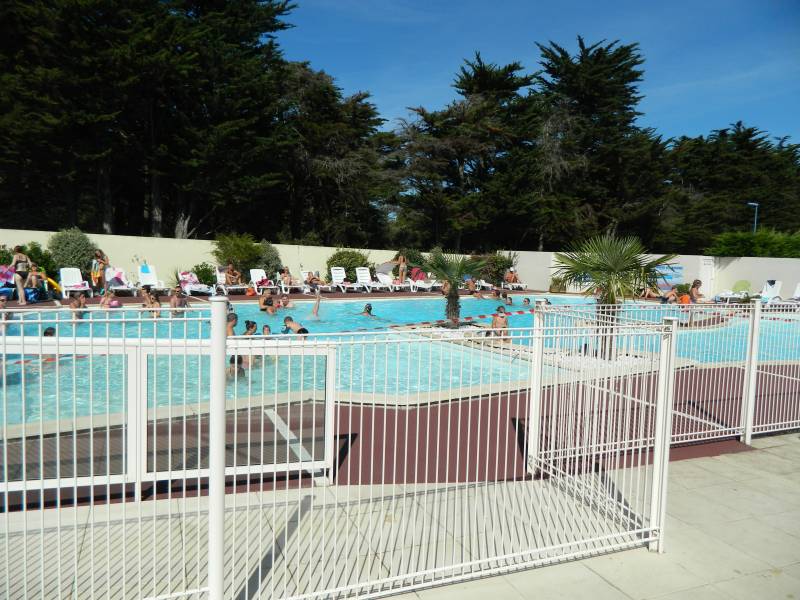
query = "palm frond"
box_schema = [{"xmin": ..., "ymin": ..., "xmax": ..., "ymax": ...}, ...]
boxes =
[{"xmin": 553, "ymin": 234, "xmax": 676, "ymax": 304}]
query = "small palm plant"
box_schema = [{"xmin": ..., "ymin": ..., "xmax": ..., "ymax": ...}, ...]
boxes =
[
  {"xmin": 553, "ymin": 234, "xmax": 676, "ymax": 304},
  {"xmin": 553, "ymin": 234, "xmax": 676, "ymax": 355},
  {"xmin": 420, "ymin": 250, "xmax": 487, "ymax": 326}
]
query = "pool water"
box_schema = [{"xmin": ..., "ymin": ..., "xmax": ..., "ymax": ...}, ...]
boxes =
[{"xmin": 3, "ymin": 296, "xmax": 798, "ymax": 425}]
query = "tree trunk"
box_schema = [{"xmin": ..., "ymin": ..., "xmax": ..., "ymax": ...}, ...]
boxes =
[
  {"xmin": 445, "ymin": 284, "xmax": 461, "ymax": 326},
  {"xmin": 595, "ymin": 302, "xmax": 620, "ymax": 359},
  {"xmin": 150, "ymin": 171, "xmax": 162, "ymax": 237},
  {"xmin": 97, "ymin": 165, "xmax": 113, "ymax": 234}
]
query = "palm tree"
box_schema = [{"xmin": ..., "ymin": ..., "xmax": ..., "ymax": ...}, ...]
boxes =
[
  {"xmin": 553, "ymin": 234, "xmax": 676, "ymax": 355},
  {"xmin": 420, "ymin": 250, "xmax": 487, "ymax": 326}
]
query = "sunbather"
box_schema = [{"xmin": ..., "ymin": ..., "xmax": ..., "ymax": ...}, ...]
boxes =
[
  {"xmin": 504, "ymin": 269, "xmax": 520, "ymax": 284},
  {"xmin": 24, "ymin": 263, "xmax": 46, "ymax": 289},
  {"xmin": 660, "ymin": 286, "xmax": 679, "ymax": 304},
  {"xmin": 224, "ymin": 263, "xmax": 242, "ymax": 286},
  {"xmin": 689, "ymin": 279, "xmax": 705, "ymax": 303},
  {"xmin": 397, "ymin": 254, "xmax": 408, "ymax": 283}
]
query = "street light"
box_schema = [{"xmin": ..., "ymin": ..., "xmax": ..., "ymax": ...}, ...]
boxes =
[{"xmin": 747, "ymin": 202, "xmax": 759, "ymax": 233}]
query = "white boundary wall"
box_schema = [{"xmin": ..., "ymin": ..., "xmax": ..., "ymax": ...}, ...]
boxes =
[{"xmin": 1, "ymin": 228, "xmax": 798, "ymax": 296}]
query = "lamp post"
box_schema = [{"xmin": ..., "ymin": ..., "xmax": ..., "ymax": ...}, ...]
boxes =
[{"xmin": 747, "ymin": 202, "xmax": 759, "ymax": 234}]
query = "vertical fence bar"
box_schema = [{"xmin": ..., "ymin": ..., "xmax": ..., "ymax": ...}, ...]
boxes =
[
  {"xmin": 650, "ymin": 317, "xmax": 677, "ymax": 553},
  {"xmin": 526, "ymin": 300, "xmax": 546, "ymax": 476},
  {"xmin": 741, "ymin": 301, "xmax": 761, "ymax": 445},
  {"xmin": 208, "ymin": 297, "xmax": 228, "ymax": 600}
]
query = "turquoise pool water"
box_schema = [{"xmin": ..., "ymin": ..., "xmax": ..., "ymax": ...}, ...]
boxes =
[{"xmin": 2, "ymin": 296, "xmax": 798, "ymax": 425}]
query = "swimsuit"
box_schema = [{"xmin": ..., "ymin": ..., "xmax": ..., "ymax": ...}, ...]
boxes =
[{"xmin": 296, "ymin": 327, "xmax": 309, "ymax": 334}]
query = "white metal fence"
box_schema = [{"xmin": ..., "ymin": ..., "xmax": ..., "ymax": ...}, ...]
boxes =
[
  {"xmin": 539, "ymin": 300, "xmax": 800, "ymax": 444},
  {"xmin": 2, "ymin": 299, "xmax": 679, "ymax": 599}
]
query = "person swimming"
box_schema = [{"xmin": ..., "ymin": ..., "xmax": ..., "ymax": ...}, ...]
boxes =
[
  {"xmin": 282, "ymin": 315, "xmax": 309, "ymax": 335},
  {"xmin": 360, "ymin": 303, "xmax": 376, "ymax": 317}
]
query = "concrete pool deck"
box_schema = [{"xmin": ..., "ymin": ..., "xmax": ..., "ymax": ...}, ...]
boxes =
[{"xmin": 392, "ymin": 432, "xmax": 800, "ymax": 600}]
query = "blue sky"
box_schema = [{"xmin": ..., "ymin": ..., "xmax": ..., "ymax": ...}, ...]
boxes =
[{"xmin": 278, "ymin": 0, "xmax": 800, "ymax": 140}]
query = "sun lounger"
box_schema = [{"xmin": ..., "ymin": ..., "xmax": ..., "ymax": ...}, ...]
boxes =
[
  {"xmin": 410, "ymin": 277, "xmax": 441, "ymax": 292},
  {"xmin": 770, "ymin": 283, "xmax": 800, "ymax": 310},
  {"xmin": 59, "ymin": 268, "xmax": 94, "ymax": 299},
  {"xmin": 214, "ymin": 266, "xmax": 248, "ymax": 296},
  {"xmin": 301, "ymin": 271, "xmax": 333, "ymax": 293},
  {"xmin": 249, "ymin": 269, "xmax": 278, "ymax": 294},
  {"xmin": 104, "ymin": 266, "xmax": 138, "ymax": 296},
  {"xmin": 356, "ymin": 267, "xmax": 390, "ymax": 292},
  {"xmin": 330, "ymin": 267, "xmax": 363, "ymax": 293},
  {"xmin": 179, "ymin": 271, "xmax": 215, "ymax": 296},
  {"xmin": 758, "ymin": 280, "xmax": 783, "ymax": 303},
  {"xmin": 376, "ymin": 272, "xmax": 411, "ymax": 292},
  {"xmin": 716, "ymin": 280, "xmax": 752, "ymax": 303},
  {"xmin": 137, "ymin": 264, "xmax": 171, "ymax": 294},
  {"xmin": 276, "ymin": 271, "xmax": 307, "ymax": 295}
]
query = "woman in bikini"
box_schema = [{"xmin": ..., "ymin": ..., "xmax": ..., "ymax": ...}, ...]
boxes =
[{"xmin": 9, "ymin": 246, "xmax": 31, "ymax": 305}]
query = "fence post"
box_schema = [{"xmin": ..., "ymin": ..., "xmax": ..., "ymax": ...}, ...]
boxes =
[
  {"xmin": 740, "ymin": 301, "xmax": 761, "ymax": 445},
  {"xmin": 208, "ymin": 297, "xmax": 228, "ymax": 600},
  {"xmin": 650, "ymin": 317, "xmax": 677, "ymax": 553},
  {"xmin": 526, "ymin": 300, "xmax": 547, "ymax": 476}
]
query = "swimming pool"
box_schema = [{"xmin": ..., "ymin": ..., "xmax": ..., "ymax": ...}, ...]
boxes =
[{"xmin": 2, "ymin": 296, "xmax": 799, "ymax": 425}]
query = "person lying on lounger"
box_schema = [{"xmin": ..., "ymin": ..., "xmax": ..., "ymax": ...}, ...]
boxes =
[{"xmin": 225, "ymin": 263, "xmax": 242, "ymax": 286}]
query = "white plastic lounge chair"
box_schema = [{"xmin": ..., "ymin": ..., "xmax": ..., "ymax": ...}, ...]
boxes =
[
  {"xmin": 249, "ymin": 269, "xmax": 278, "ymax": 294},
  {"xmin": 215, "ymin": 266, "xmax": 248, "ymax": 296},
  {"xmin": 301, "ymin": 271, "xmax": 333, "ymax": 293},
  {"xmin": 330, "ymin": 267, "xmax": 363, "ymax": 293},
  {"xmin": 771, "ymin": 283, "xmax": 800, "ymax": 309},
  {"xmin": 501, "ymin": 271, "xmax": 526, "ymax": 290},
  {"xmin": 59, "ymin": 268, "xmax": 93, "ymax": 299},
  {"xmin": 716, "ymin": 280, "xmax": 752, "ymax": 303},
  {"xmin": 104, "ymin": 266, "xmax": 138, "ymax": 296},
  {"xmin": 356, "ymin": 267, "xmax": 389, "ymax": 292},
  {"xmin": 376, "ymin": 272, "xmax": 411, "ymax": 292},
  {"xmin": 410, "ymin": 277, "xmax": 441, "ymax": 293},
  {"xmin": 137, "ymin": 264, "xmax": 170, "ymax": 294},
  {"xmin": 758, "ymin": 280, "xmax": 783, "ymax": 303},
  {"xmin": 276, "ymin": 271, "xmax": 307, "ymax": 295},
  {"xmin": 179, "ymin": 271, "xmax": 215, "ymax": 296},
  {"xmin": 475, "ymin": 279, "xmax": 494, "ymax": 291}
]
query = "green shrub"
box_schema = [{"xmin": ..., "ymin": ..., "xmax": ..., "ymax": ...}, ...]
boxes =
[
  {"xmin": 22, "ymin": 242, "xmax": 57, "ymax": 276},
  {"xmin": 326, "ymin": 249, "xmax": 370, "ymax": 282},
  {"xmin": 212, "ymin": 233, "xmax": 263, "ymax": 272},
  {"xmin": 477, "ymin": 252, "xmax": 516, "ymax": 285},
  {"xmin": 705, "ymin": 230, "xmax": 800, "ymax": 258},
  {"xmin": 0, "ymin": 244, "xmax": 13, "ymax": 265},
  {"xmin": 258, "ymin": 240, "xmax": 283, "ymax": 279},
  {"xmin": 191, "ymin": 262, "xmax": 216, "ymax": 286},
  {"xmin": 47, "ymin": 228, "xmax": 96, "ymax": 274},
  {"xmin": 549, "ymin": 275, "xmax": 567, "ymax": 293},
  {"xmin": 1, "ymin": 242, "xmax": 56, "ymax": 276},
  {"xmin": 676, "ymin": 283, "xmax": 691, "ymax": 295}
]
